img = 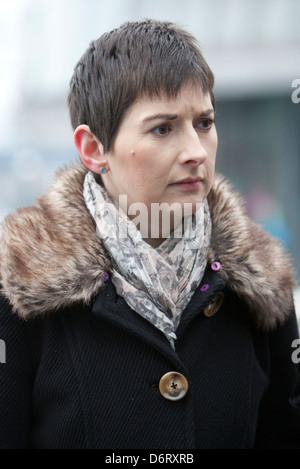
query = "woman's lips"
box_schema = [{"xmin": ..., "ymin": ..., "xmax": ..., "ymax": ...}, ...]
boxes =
[{"xmin": 170, "ymin": 178, "xmax": 203, "ymax": 190}]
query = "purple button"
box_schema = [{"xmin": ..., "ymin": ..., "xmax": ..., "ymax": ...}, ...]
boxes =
[
  {"xmin": 200, "ymin": 284, "xmax": 210, "ymax": 292},
  {"xmin": 102, "ymin": 271, "xmax": 109, "ymax": 282},
  {"xmin": 211, "ymin": 262, "xmax": 221, "ymax": 271}
]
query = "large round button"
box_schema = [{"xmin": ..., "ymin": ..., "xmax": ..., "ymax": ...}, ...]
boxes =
[
  {"xmin": 203, "ymin": 291, "xmax": 224, "ymax": 317},
  {"xmin": 159, "ymin": 372, "xmax": 189, "ymax": 401}
]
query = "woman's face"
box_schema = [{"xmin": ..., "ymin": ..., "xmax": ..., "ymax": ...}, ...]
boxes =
[{"xmin": 103, "ymin": 83, "xmax": 218, "ymax": 233}]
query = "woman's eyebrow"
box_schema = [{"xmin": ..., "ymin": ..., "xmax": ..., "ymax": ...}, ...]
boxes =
[
  {"xmin": 142, "ymin": 108, "xmax": 215, "ymax": 123},
  {"xmin": 142, "ymin": 114, "xmax": 178, "ymax": 122}
]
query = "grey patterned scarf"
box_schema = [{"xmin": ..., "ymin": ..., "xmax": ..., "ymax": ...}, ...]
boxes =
[{"xmin": 83, "ymin": 171, "xmax": 211, "ymax": 348}]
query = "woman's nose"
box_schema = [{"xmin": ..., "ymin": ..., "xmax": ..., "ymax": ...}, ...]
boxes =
[{"xmin": 179, "ymin": 128, "xmax": 208, "ymax": 166}]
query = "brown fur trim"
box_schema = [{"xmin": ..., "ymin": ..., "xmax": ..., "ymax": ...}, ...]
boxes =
[
  {"xmin": 0, "ymin": 164, "xmax": 296, "ymax": 327},
  {"xmin": 207, "ymin": 175, "xmax": 296, "ymax": 329},
  {"xmin": 0, "ymin": 162, "xmax": 109, "ymax": 318}
]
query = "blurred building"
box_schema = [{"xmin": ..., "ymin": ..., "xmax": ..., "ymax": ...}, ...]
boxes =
[{"xmin": 0, "ymin": 0, "xmax": 299, "ymax": 307}]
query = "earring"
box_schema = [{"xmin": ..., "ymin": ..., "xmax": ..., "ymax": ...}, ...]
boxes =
[{"xmin": 100, "ymin": 167, "xmax": 106, "ymax": 174}]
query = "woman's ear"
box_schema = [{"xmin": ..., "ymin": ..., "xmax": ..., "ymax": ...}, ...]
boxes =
[{"xmin": 73, "ymin": 125, "xmax": 107, "ymax": 174}]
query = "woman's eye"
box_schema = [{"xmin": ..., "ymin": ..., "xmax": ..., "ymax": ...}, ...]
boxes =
[
  {"xmin": 152, "ymin": 124, "xmax": 171, "ymax": 136},
  {"xmin": 197, "ymin": 119, "xmax": 215, "ymax": 130}
]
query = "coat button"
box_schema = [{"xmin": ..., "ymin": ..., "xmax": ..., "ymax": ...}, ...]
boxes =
[
  {"xmin": 159, "ymin": 372, "xmax": 189, "ymax": 401},
  {"xmin": 203, "ymin": 291, "xmax": 224, "ymax": 317},
  {"xmin": 211, "ymin": 261, "xmax": 221, "ymax": 271},
  {"xmin": 102, "ymin": 271, "xmax": 110, "ymax": 282}
]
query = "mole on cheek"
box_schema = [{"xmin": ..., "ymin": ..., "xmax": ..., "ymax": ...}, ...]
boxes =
[{"xmin": 131, "ymin": 150, "xmax": 136, "ymax": 156}]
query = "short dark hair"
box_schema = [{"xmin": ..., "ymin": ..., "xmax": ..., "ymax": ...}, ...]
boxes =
[{"xmin": 68, "ymin": 19, "xmax": 215, "ymax": 152}]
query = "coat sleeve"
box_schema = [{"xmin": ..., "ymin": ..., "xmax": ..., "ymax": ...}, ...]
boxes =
[
  {"xmin": 254, "ymin": 309, "xmax": 300, "ymax": 448},
  {"xmin": 0, "ymin": 292, "xmax": 33, "ymax": 448}
]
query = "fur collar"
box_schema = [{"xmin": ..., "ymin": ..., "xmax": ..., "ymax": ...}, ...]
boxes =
[{"xmin": 0, "ymin": 162, "xmax": 296, "ymax": 329}]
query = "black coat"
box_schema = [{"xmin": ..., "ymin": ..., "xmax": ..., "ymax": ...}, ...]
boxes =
[{"xmin": 0, "ymin": 164, "xmax": 299, "ymax": 449}]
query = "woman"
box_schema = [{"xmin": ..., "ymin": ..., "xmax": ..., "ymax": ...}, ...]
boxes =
[{"xmin": 0, "ymin": 19, "xmax": 299, "ymax": 449}]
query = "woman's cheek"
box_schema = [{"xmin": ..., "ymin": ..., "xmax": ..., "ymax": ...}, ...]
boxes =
[{"xmin": 129, "ymin": 146, "xmax": 160, "ymax": 173}]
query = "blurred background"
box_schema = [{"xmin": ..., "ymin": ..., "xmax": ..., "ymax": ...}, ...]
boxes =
[{"xmin": 0, "ymin": 0, "xmax": 299, "ymax": 320}]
